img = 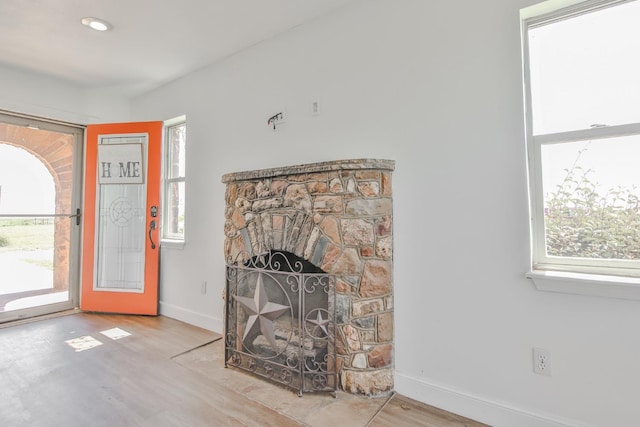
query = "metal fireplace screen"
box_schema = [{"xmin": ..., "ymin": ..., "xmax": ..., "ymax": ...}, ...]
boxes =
[{"xmin": 225, "ymin": 250, "xmax": 337, "ymax": 396}]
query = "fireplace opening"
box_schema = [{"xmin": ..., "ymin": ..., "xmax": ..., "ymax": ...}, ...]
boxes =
[{"xmin": 225, "ymin": 250, "xmax": 336, "ymax": 396}]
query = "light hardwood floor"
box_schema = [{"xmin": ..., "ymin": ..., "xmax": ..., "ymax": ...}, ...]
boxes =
[{"xmin": 0, "ymin": 313, "xmax": 487, "ymax": 426}]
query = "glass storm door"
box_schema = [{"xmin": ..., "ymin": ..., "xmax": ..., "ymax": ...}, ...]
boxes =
[
  {"xmin": 0, "ymin": 113, "xmax": 83, "ymax": 323},
  {"xmin": 81, "ymin": 122, "xmax": 162, "ymax": 315}
]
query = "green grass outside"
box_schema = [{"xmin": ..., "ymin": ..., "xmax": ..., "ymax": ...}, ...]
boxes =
[
  {"xmin": 24, "ymin": 258, "xmax": 55, "ymax": 270},
  {"xmin": 0, "ymin": 221, "xmax": 55, "ymax": 252},
  {"xmin": 0, "ymin": 221, "xmax": 55, "ymax": 271}
]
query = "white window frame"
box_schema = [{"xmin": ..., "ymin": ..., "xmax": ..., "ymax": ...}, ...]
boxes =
[
  {"xmin": 161, "ymin": 116, "xmax": 186, "ymax": 248},
  {"xmin": 522, "ymin": 0, "xmax": 640, "ymax": 298}
]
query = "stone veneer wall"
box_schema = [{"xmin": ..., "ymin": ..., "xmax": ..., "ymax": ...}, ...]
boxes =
[{"xmin": 222, "ymin": 159, "xmax": 395, "ymax": 396}]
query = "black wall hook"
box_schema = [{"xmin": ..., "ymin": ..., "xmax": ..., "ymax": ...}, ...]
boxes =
[{"xmin": 267, "ymin": 112, "xmax": 284, "ymax": 130}]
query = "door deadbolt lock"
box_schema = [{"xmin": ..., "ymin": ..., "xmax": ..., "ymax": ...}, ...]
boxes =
[{"xmin": 150, "ymin": 206, "xmax": 158, "ymax": 217}]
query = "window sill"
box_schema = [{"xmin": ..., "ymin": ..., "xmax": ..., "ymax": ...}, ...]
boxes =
[
  {"xmin": 526, "ymin": 270, "xmax": 640, "ymax": 300},
  {"xmin": 161, "ymin": 239, "xmax": 185, "ymax": 250}
]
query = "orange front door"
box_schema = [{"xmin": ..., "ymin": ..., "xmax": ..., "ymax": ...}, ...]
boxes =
[{"xmin": 80, "ymin": 122, "xmax": 162, "ymax": 315}]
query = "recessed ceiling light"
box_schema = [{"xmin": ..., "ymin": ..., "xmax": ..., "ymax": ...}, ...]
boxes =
[{"xmin": 81, "ymin": 17, "xmax": 112, "ymax": 32}]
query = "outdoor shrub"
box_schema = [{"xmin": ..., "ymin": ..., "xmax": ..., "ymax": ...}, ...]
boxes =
[{"xmin": 545, "ymin": 156, "xmax": 640, "ymax": 259}]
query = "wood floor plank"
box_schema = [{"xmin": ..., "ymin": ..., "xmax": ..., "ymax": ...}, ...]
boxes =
[
  {"xmin": 0, "ymin": 313, "xmax": 300, "ymax": 427},
  {"xmin": 370, "ymin": 394, "xmax": 489, "ymax": 427},
  {"xmin": 0, "ymin": 313, "xmax": 487, "ymax": 427}
]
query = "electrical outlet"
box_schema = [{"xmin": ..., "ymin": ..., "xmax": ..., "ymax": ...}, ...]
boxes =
[
  {"xmin": 200, "ymin": 281, "xmax": 207, "ymax": 295},
  {"xmin": 533, "ymin": 347, "xmax": 551, "ymax": 376}
]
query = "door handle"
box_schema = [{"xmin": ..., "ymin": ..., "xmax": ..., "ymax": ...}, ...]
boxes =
[
  {"xmin": 68, "ymin": 208, "xmax": 82, "ymax": 226},
  {"xmin": 148, "ymin": 220, "xmax": 157, "ymax": 250}
]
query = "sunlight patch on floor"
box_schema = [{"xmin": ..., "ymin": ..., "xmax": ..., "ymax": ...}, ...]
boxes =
[
  {"xmin": 100, "ymin": 327, "xmax": 131, "ymax": 340},
  {"xmin": 65, "ymin": 327, "xmax": 132, "ymax": 352},
  {"xmin": 65, "ymin": 335, "xmax": 103, "ymax": 352}
]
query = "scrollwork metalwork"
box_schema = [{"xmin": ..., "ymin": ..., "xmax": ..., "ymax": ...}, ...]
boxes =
[
  {"xmin": 226, "ymin": 250, "xmax": 251, "ymax": 267},
  {"xmin": 303, "ymin": 275, "xmax": 330, "ymax": 295},
  {"xmin": 285, "ymin": 353, "xmax": 299, "ymax": 369},
  {"xmin": 225, "ymin": 265, "xmax": 238, "ymax": 281},
  {"xmin": 304, "ymin": 354, "xmax": 328, "ymax": 373},
  {"xmin": 268, "ymin": 251, "xmax": 304, "ymax": 273},
  {"xmin": 225, "ymin": 332, "xmax": 236, "ymax": 347},
  {"xmin": 247, "ymin": 357, "xmax": 257, "ymax": 371},
  {"xmin": 225, "ymin": 249, "xmax": 336, "ymax": 395},
  {"xmin": 287, "ymin": 274, "xmax": 300, "ymax": 293}
]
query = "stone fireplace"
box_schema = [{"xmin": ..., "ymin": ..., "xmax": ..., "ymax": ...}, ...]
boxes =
[{"xmin": 222, "ymin": 159, "xmax": 394, "ymax": 396}]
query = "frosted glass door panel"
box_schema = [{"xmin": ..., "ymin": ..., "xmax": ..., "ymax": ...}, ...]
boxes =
[{"xmin": 95, "ymin": 136, "xmax": 147, "ymax": 292}]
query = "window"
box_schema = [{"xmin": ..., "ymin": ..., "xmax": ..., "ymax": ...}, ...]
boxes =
[
  {"xmin": 162, "ymin": 117, "xmax": 186, "ymax": 243},
  {"xmin": 522, "ymin": 0, "xmax": 640, "ymax": 282}
]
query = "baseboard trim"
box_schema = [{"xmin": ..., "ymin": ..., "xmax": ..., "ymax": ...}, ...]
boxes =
[
  {"xmin": 158, "ymin": 302, "xmax": 223, "ymax": 333},
  {"xmin": 394, "ymin": 371, "xmax": 592, "ymax": 427}
]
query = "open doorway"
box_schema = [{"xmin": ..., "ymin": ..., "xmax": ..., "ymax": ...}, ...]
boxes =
[{"xmin": 0, "ymin": 113, "xmax": 83, "ymax": 322}]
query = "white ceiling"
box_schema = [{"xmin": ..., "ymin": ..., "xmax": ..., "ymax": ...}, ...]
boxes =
[{"xmin": 0, "ymin": 0, "xmax": 358, "ymax": 97}]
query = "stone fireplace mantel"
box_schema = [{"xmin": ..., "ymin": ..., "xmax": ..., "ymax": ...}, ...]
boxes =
[{"xmin": 222, "ymin": 159, "xmax": 395, "ymax": 396}]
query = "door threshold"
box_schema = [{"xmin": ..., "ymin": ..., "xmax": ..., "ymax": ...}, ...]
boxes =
[{"xmin": 0, "ymin": 308, "xmax": 80, "ymax": 329}]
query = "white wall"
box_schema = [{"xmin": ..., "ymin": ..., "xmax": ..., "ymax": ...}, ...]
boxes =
[
  {"xmin": 131, "ymin": 1, "xmax": 640, "ymax": 426},
  {"xmin": 0, "ymin": 64, "xmax": 130, "ymax": 124},
  {"xmin": 0, "ymin": 64, "xmax": 85, "ymax": 123}
]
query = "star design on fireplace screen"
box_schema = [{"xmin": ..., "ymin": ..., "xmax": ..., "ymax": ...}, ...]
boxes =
[
  {"xmin": 234, "ymin": 273, "xmax": 289, "ymax": 351},
  {"xmin": 307, "ymin": 309, "xmax": 330, "ymax": 337}
]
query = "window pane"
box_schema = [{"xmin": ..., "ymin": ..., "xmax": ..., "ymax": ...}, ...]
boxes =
[
  {"xmin": 529, "ymin": 1, "xmax": 640, "ymax": 135},
  {"xmin": 166, "ymin": 181, "xmax": 185, "ymax": 237},
  {"xmin": 541, "ymin": 135, "xmax": 640, "ymax": 260},
  {"xmin": 96, "ymin": 136, "xmax": 147, "ymax": 291},
  {"xmin": 167, "ymin": 124, "xmax": 186, "ymax": 178}
]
